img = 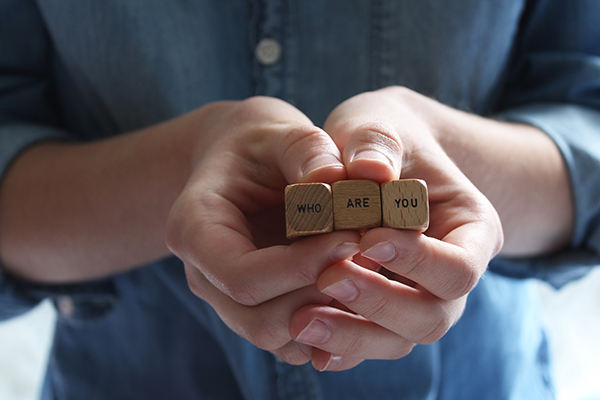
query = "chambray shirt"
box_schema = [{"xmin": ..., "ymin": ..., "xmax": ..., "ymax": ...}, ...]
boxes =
[{"xmin": 2, "ymin": 1, "xmax": 600, "ymax": 399}]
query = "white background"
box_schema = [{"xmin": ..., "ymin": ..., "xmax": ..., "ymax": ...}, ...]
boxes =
[{"xmin": 1, "ymin": 269, "xmax": 599, "ymax": 400}]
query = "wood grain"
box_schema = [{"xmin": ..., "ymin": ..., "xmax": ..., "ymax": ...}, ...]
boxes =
[
  {"xmin": 381, "ymin": 179, "xmax": 429, "ymax": 230},
  {"xmin": 285, "ymin": 183, "xmax": 333, "ymax": 238},
  {"xmin": 332, "ymin": 180, "xmax": 382, "ymax": 230}
]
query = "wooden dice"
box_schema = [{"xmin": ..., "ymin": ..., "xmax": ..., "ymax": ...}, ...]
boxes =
[
  {"xmin": 285, "ymin": 183, "xmax": 334, "ymax": 239},
  {"xmin": 332, "ymin": 180, "xmax": 382, "ymax": 230},
  {"xmin": 285, "ymin": 179, "xmax": 429, "ymax": 239},
  {"xmin": 381, "ymin": 179, "xmax": 429, "ymax": 230}
]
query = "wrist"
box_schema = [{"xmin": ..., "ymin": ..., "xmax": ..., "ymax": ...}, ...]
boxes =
[{"xmin": 386, "ymin": 87, "xmax": 573, "ymax": 255}]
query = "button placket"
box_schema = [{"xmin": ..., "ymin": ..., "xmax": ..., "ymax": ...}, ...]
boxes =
[{"xmin": 253, "ymin": 0, "xmax": 288, "ymax": 98}]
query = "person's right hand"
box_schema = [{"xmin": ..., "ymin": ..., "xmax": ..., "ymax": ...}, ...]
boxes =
[{"xmin": 166, "ymin": 97, "xmax": 361, "ymax": 365}]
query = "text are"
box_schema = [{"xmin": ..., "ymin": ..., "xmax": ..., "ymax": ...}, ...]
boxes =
[{"xmin": 347, "ymin": 198, "xmax": 370, "ymax": 208}]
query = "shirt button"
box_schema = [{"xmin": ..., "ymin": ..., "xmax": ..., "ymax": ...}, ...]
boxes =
[
  {"xmin": 56, "ymin": 296, "xmax": 75, "ymax": 317},
  {"xmin": 256, "ymin": 38, "xmax": 282, "ymax": 66}
]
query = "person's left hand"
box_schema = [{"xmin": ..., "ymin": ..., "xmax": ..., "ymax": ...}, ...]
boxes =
[{"xmin": 289, "ymin": 87, "xmax": 504, "ymax": 371}]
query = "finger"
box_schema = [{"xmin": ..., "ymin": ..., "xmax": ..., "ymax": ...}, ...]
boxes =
[
  {"xmin": 326, "ymin": 121, "xmax": 402, "ymax": 182},
  {"xmin": 184, "ymin": 263, "xmax": 328, "ymax": 365},
  {"xmin": 211, "ymin": 97, "xmax": 348, "ymax": 185},
  {"xmin": 275, "ymin": 124, "xmax": 348, "ymax": 184},
  {"xmin": 315, "ymin": 261, "xmax": 464, "ymax": 344},
  {"xmin": 223, "ymin": 97, "xmax": 348, "ymax": 186},
  {"xmin": 290, "ymin": 304, "xmax": 416, "ymax": 359},
  {"xmin": 351, "ymin": 252, "xmax": 381, "ymax": 272},
  {"xmin": 272, "ymin": 341, "xmax": 314, "ymax": 366},
  {"xmin": 359, "ymin": 222, "xmax": 497, "ymax": 301},
  {"xmin": 310, "ymin": 348, "xmax": 364, "ymax": 372},
  {"xmin": 167, "ymin": 101, "xmax": 360, "ymax": 305},
  {"xmin": 341, "ymin": 123, "xmax": 403, "ymax": 182},
  {"xmin": 323, "ymin": 92, "xmax": 410, "ymax": 182},
  {"xmin": 170, "ymin": 201, "xmax": 361, "ymax": 305},
  {"xmin": 227, "ymin": 230, "xmax": 361, "ymax": 305}
]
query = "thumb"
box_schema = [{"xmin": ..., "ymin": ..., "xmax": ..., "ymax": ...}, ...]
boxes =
[
  {"xmin": 323, "ymin": 94, "xmax": 403, "ymax": 183},
  {"xmin": 275, "ymin": 125, "xmax": 348, "ymax": 184},
  {"xmin": 337, "ymin": 122, "xmax": 402, "ymax": 182}
]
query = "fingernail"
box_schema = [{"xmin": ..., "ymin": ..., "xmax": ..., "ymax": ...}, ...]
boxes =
[
  {"xmin": 351, "ymin": 150, "xmax": 393, "ymax": 167},
  {"xmin": 361, "ymin": 242, "xmax": 396, "ymax": 262},
  {"xmin": 320, "ymin": 355, "xmax": 343, "ymax": 372},
  {"xmin": 295, "ymin": 319, "xmax": 331, "ymax": 345},
  {"xmin": 302, "ymin": 154, "xmax": 343, "ymax": 178},
  {"xmin": 321, "ymin": 279, "xmax": 359, "ymax": 302},
  {"xmin": 331, "ymin": 242, "xmax": 360, "ymax": 262}
]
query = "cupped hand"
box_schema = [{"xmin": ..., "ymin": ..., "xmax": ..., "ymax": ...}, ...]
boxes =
[
  {"xmin": 166, "ymin": 97, "xmax": 361, "ymax": 364},
  {"xmin": 289, "ymin": 87, "xmax": 504, "ymax": 371}
]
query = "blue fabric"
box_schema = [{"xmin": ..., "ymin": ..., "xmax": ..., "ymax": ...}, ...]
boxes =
[{"xmin": 1, "ymin": 0, "xmax": 599, "ymax": 398}]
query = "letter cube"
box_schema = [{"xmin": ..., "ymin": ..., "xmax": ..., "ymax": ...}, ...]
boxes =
[
  {"xmin": 285, "ymin": 183, "xmax": 334, "ymax": 239},
  {"xmin": 332, "ymin": 180, "xmax": 382, "ymax": 230},
  {"xmin": 381, "ymin": 179, "xmax": 429, "ymax": 230}
]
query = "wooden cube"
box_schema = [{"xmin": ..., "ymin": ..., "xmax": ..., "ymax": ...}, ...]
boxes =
[
  {"xmin": 285, "ymin": 183, "xmax": 334, "ymax": 239},
  {"xmin": 381, "ymin": 179, "xmax": 429, "ymax": 230},
  {"xmin": 332, "ymin": 180, "xmax": 381, "ymax": 230}
]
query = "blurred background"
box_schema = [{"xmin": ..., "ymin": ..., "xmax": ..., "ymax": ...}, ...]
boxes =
[{"xmin": 0, "ymin": 268, "xmax": 599, "ymax": 400}]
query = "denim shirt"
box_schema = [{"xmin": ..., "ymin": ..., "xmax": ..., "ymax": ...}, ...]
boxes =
[{"xmin": 1, "ymin": 1, "xmax": 600, "ymax": 399}]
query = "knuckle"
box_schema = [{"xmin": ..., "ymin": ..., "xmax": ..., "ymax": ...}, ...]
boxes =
[
  {"xmin": 244, "ymin": 314, "xmax": 289, "ymax": 351},
  {"xmin": 238, "ymin": 96, "xmax": 271, "ymax": 113},
  {"xmin": 185, "ymin": 273, "xmax": 206, "ymax": 301},
  {"xmin": 459, "ymin": 265, "xmax": 480, "ymax": 296},
  {"xmin": 382, "ymin": 85, "xmax": 417, "ymax": 103},
  {"xmin": 165, "ymin": 209, "xmax": 185, "ymax": 257},
  {"xmin": 183, "ymin": 264, "xmax": 262, "ymax": 308},
  {"xmin": 396, "ymin": 246, "xmax": 429, "ymax": 280},
  {"xmin": 165, "ymin": 194, "xmax": 212, "ymax": 261},
  {"xmin": 353, "ymin": 122, "xmax": 403, "ymax": 152},
  {"xmin": 274, "ymin": 345, "xmax": 312, "ymax": 366},
  {"xmin": 280, "ymin": 125, "xmax": 329, "ymax": 155},
  {"xmin": 238, "ymin": 96, "xmax": 303, "ymax": 129},
  {"xmin": 361, "ymin": 295, "xmax": 392, "ymax": 323},
  {"xmin": 442, "ymin": 262, "xmax": 479, "ymax": 300},
  {"xmin": 387, "ymin": 342, "xmax": 416, "ymax": 360},
  {"xmin": 340, "ymin": 332, "xmax": 369, "ymax": 357},
  {"xmin": 416, "ymin": 309, "xmax": 454, "ymax": 345},
  {"xmin": 219, "ymin": 278, "xmax": 262, "ymax": 307},
  {"xmin": 293, "ymin": 268, "xmax": 318, "ymax": 289}
]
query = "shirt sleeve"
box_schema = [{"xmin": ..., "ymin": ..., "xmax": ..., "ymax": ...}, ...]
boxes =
[
  {"xmin": 0, "ymin": 0, "xmax": 70, "ymax": 180},
  {"xmin": 0, "ymin": 1, "xmax": 82, "ymax": 320},
  {"xmin": 490, "ymin": 0, "xmax": 600, "ymax": 288}
]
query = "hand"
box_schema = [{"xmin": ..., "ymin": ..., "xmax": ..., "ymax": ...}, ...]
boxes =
[
  {"xmin": 166, "ymin": 97, "xmax": 362, "ymax": 364},
  {"xmin": 289, "ymin": 87, "xmax": 504, "ymax": 371}
]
